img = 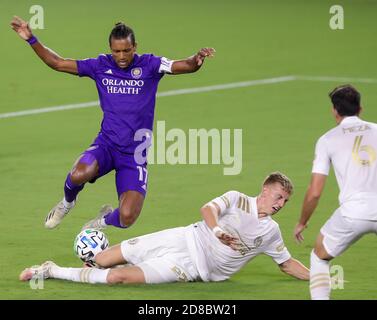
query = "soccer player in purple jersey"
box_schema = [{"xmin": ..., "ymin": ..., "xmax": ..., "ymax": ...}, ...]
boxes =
[{"xmin": 11, "ymin": 16, "xmax": 215, "ymax": 230}]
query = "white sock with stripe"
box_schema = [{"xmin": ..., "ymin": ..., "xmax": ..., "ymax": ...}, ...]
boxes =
[
  {"xmin": 310, "ymin": 250, "xmax": 331, "ymax": 300},
  {"xmin": 62, "ymin": 198, "xmax": 75, "ymax": 209},
  {"xmin": 50, "ymin": 266, "xmax": 109, "ymax": 284}
]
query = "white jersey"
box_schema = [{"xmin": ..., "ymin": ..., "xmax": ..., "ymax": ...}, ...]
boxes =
[
  {"xmin": 184, "ymin": 191, "xmax": 291, "ymax": 282},
  {"xmin": 312, "ymin": 116, "xmax": 377, "ymax": 220}
]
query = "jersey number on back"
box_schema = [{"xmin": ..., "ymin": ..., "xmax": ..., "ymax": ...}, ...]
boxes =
[{"xmin": 352, "ymin": 135, "xmax": 376, "ymax": 166}]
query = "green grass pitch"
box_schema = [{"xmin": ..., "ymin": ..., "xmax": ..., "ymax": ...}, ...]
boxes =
[{"xmin": 0, "ymin": 0, "xmax": 376, "ymax": 299}]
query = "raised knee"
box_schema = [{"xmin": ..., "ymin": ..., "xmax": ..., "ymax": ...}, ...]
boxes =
[
  {"xmin": 70, "ymin": 170, "xmax": 86, "ymax": 185},
  {"xmin": 70, "ymin": 167, "xmax": 94, "ymax": 185}
]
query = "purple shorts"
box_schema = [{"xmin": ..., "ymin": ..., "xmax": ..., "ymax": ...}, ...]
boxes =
[{"xmin": 79, "ymin": 139, "xmax": 148, "ymax": 198}]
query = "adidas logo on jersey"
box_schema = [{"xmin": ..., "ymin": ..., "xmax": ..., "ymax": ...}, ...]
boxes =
[{"xmin": 105, "ymin": 69, "xmax": 113, "ymax": 74}]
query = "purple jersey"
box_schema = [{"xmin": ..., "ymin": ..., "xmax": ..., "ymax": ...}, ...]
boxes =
[{"xmin": 77, "ymin": 53, "xmax": 167, "ymax": 153}]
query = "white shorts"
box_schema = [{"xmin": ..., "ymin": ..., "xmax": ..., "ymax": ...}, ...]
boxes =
[
  {"xmin": 120, "ymin": 227, "xmax": 200, "ymax": 284},
  {"xmin": 321, "ymin": 209, "xmax": 377, "ymax": 257}
]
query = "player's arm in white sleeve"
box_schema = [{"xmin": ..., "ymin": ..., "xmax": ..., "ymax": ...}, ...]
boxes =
[
  {"xmin": 200, "ymin": 191, "xmax": 240, "ymax": 249},
  {"xmin": 265, "ymin": 226, "xmax": 309, "ymax": 280},
  {"xmin": 294, "ymin": 136, "xmax": 329, "ymax": 243},
  {"xmin": 168, "ymin": 48, "xmax": 215, "ymax": 74}
]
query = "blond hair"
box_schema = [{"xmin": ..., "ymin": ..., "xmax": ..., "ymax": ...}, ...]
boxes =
[{"xmin": 263, "ymin": 172, "xmax": 293, "ymax": 195}]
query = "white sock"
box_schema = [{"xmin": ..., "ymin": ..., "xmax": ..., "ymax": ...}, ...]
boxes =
[
  {"xmin": 51, "ymin": 266, "xmax": 110, "ymax": 284},
  {"xmin": 100, "ymin": 218, "xmax": 108, "ymax": 227},
  {"xmin": 63, "ymin": 198, "xmax": 75, "ymax": 209},
  {"xmin": 310, "ymin": 250, "xmax": 331, "ymax": 300}
]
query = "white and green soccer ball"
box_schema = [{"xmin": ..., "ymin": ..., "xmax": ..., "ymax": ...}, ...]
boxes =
[{"xmin": 74, "ymin": 229, "xmax": 109, "ymax": 267}]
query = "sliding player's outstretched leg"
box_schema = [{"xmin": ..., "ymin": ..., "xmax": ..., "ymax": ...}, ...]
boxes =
[
  {"xmin": 45, "ymin": 154, "xmax": 99, "ymax": 229},
  {"xmin": 19, "ymin": 261, "xmax": 57, "ymax": 281}
]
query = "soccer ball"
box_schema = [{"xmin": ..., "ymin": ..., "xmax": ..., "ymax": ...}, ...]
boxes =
[{"xmin": 74, "ymin": 229, "xmax": 109, "ymax": 267}]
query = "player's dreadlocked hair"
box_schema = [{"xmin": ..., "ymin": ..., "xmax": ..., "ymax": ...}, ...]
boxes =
[
  {"xmin": 329, "ymin": 85, "xmax": 361, "ymax": 116},
  {"xmin": 263, "ymin": 172, "xmax": 294, "ymax": 195},
  {"xmin": 109, "ymin": 22, "xmax": 136, "ymax": 46}
]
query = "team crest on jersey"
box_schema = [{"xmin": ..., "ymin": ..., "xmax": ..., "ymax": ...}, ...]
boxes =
[
  {"xmin": 253, "ymin": 236, "xmax": 263, "ymax": 248},
  {"xmin": 131, "ymin": 67, "xmax": 142, "ymax": 79}
]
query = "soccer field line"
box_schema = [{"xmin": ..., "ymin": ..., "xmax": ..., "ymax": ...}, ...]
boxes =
[
  {"xmin": 157, "ymin": 75, "xmax": 296, "ymax": 97},
  {"xmin": 1, "ymin": 74, "xmax": 377, "ymax": 120},
  {"xmin": 295, "ymin": 75, "xmax": 377, "ymax": 84},
  {"xmin": 0, "ymin": 75, "xmax": 295, "ymax": 119}
]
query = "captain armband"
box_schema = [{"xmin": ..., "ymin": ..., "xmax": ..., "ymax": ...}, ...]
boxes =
[{"xmin": 158, "ymin": 57, "xmax": 174, "ymax": 73}]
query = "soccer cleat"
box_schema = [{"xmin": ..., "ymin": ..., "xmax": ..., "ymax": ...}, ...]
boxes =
[
  {"xmin": 45, "ymin": 199, "xmax": 75, "ymax": 229},
  {"xmin": 81, "ymin": 204, "xmax": 113, "ymax": 231},
  {"xmin": 19, "ymin": 261, "xmax": 57, "ymax": 281}
]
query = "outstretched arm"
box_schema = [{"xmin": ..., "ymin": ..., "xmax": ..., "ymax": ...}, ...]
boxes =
[
  {"xmin": 279, "ymin": 258, "xmax": 309, "ymax": 280},
  {"xmin": 11, "ymin": 16, "xmax": 78, "ymax": 74},
  {"xmin": 171, "ymin": 47, "xmax": 215, "ymax": 74},
  {"xmin": 294, "ymin": 173, "xmax": 327, "ymax": 243}
]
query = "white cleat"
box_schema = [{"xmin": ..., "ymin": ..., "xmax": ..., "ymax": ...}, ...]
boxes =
[
  {"xmin": 19, "ymin": 261, "xmax": 57, "ymax": 281},
  {"xmin": 45, "ymin": 200, "xmax": 75, "ymax": 229},
  {"xmin": 81, "ymin": 204, "xmax": 113, "ymax": 231}
]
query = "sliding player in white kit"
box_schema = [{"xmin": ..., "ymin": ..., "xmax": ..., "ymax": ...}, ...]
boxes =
[
  {"xmin": 20, "ymin": 172, "xmax": 309, "ymax": 285},
  {"xmin": 294, "ymin": 85, "xmax": 377, "ymax": 300}
]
